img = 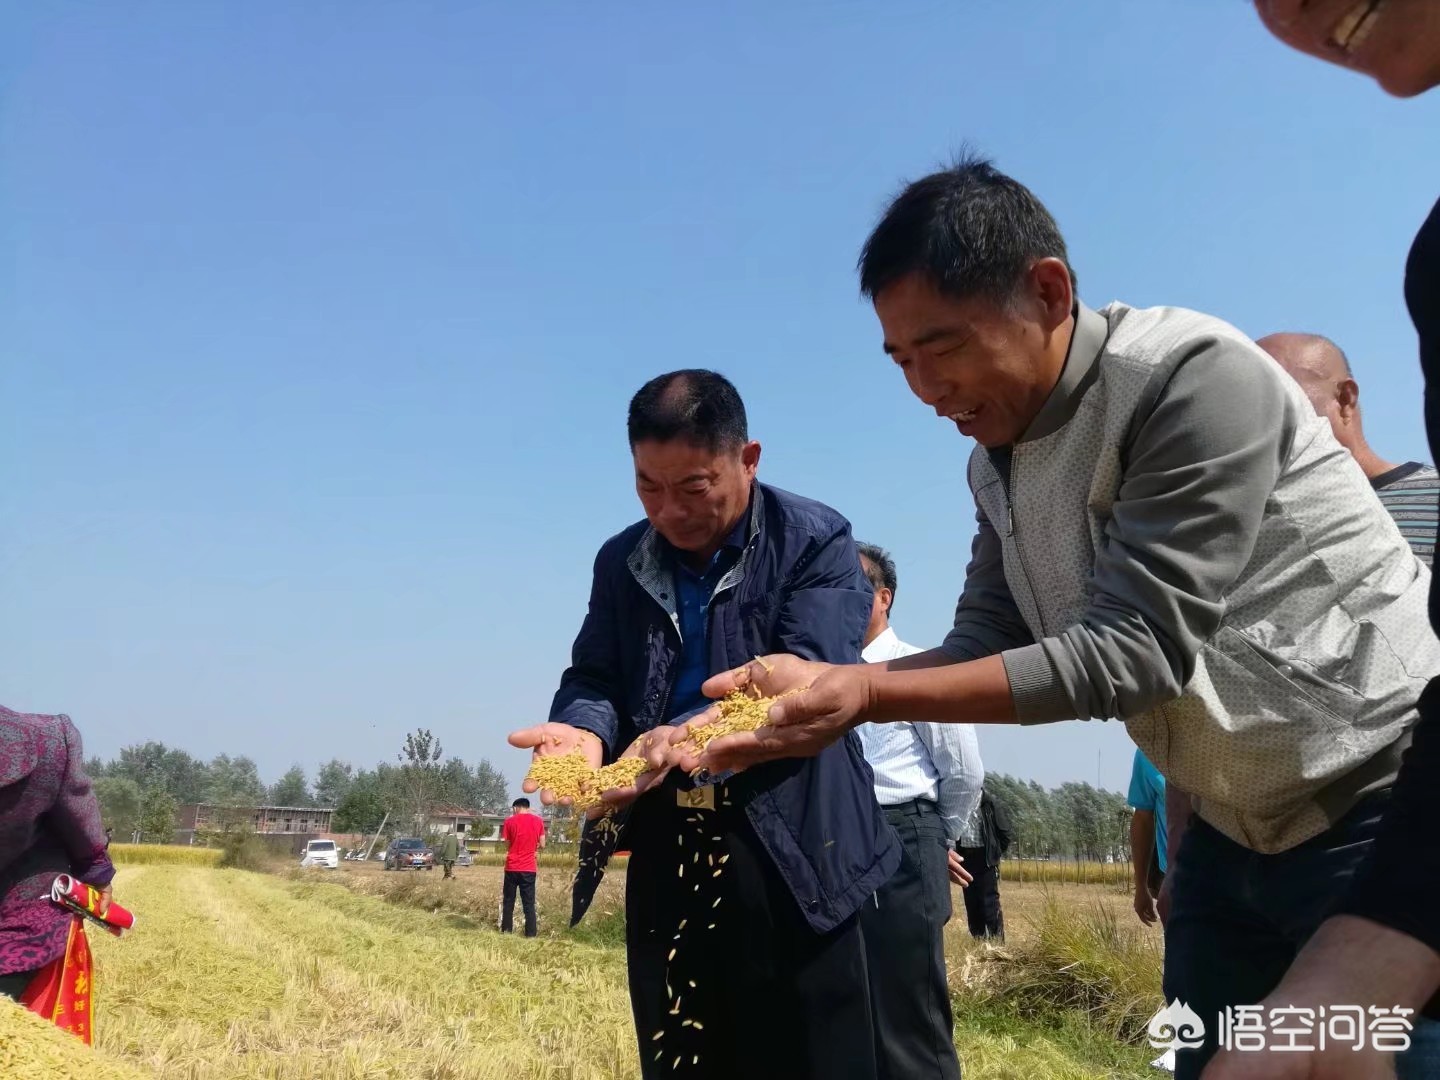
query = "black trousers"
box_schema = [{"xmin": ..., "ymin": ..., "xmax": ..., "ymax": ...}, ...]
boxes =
[
  {"xmin": 501, "ymin": 870, "xmax": 537, "ymax": 937},
  {"xmin": 860, "ymin": 800, "xmax": 961, "ymax": 1080},
  {"xmin": 0, "ymin": 970, "xmax": 34, "ymax": 1001},
  {"xmin": 625, "ymin": 781, "xmax": 878, "ymax": 1079},
  {"xmin": 955, "ymin": 844, "xmax": 1004, "ymax": 940},
  {"xmin": 1163, "ymin": 791, "xmax": 1425, "ymax": 1080}
]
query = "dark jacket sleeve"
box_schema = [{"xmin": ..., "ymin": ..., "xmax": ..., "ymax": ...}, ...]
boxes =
[
  {"xmin": 548, "ymin": 546, "xmax": 625, "ymax": 754},
  {"xmin": 46, "ymin": 716, "xmax": 115, "ymax": 887},
  {"xmin": 1338, "ymin": 679, "xmax": 1440, "ymax": 956},
  {"xmin": 772, "ymin": 520, "xmax": 872, "ymax": 665}
]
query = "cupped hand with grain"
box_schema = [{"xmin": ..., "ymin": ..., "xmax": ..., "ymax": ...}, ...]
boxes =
[
  {"xmin": 510, "ymin": 723, "xmax": 681, "ymax": 818},
  {"xmin": 586, "ymin": 727, "xmax": 686, "ymax": 819},
  {"xmin": 507, "ymin": 722, "xmax": 604, "ymax": 806},
  {"xmin": 666, "ymin": 653, "xmax": 874, "ymax": 775}
]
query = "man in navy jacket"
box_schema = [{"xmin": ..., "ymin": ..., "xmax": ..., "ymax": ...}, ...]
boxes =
[{"xmin": 511, "ymin": 369, "xmax": 897, "ymax": 1079}]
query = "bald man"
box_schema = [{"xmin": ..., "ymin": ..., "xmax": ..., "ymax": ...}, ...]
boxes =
[{"xmin": 1259, "ymin": 332, "xmax": 1438, "ymax": 564}]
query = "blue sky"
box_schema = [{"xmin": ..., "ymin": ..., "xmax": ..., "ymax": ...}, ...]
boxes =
[{"xmin": 3, "ymin": 2, "xmax": 1438, "ymax": 799}]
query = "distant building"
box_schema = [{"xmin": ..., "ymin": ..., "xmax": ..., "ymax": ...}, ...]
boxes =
[
  {"xmin": 426, "ymin": 805, "xmax": 506, "ymax": 848},
  {"xmin": 175, "ymin": 803, "xmax": 335, "ymax": 844}
]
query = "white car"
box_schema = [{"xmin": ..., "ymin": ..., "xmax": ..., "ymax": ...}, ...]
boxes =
[{"xmin": 300, "ymin": 839, "xmax": 339, "ymax": 869}]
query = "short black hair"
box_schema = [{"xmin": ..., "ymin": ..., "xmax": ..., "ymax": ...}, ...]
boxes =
[
  {"xmin": 856, "ymin": 542, "xmax": 897, "ymax": 616},
  {"xmin": 627, "ymin": 369, "xmax": 748, "ymax": 453},
  {"xmin": 858, "ymin": 152, "xmax": 1076, "ymax": 304},
  {"xmin": 512, "ymin": 797, "xmax": 530, "ymax": 809}
]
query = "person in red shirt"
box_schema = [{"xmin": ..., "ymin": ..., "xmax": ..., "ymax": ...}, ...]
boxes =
[{"xmin": 499, "ymin": 798, "xmax": 546, "ymax": 937}]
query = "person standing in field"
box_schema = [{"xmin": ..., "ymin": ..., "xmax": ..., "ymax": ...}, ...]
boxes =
[
  {"xmin": 853, "ymin": 542, "xmax": 981, "ymax": 1080},
  {"xmin": 1127, "ymin": 749, "xmax": 1167, "ymax": 928},
  {"xmin": 499, "ymin": 798, "xmax": 544, "ymax": 937},
  {"xmin": 669, "ymin": 158, "xmax": 1440, "ymax": 1080},
  {"xmin": 0, "ymin": 706, "xmax": 115, "ymax": 1034},
  {"xmin": 956, "ymin": 788, "xmax": 1007, "ymax": 941},
  {"xmin": 437, "ymin": 830, "xmax": 460, "ymax": 880},
  {"xmin": 509, "ymin": 369, "xmax": 896, "ymax": 1079}
]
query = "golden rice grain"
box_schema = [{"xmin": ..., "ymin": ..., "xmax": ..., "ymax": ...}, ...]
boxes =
[{"xmin": 524, "ymin": 753, "xmax": 649, "ymax": 810}]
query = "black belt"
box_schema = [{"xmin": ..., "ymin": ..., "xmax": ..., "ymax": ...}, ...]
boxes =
[{"xmin": 883, "ymin": 798, "xmax": 938, "ymax": 817}]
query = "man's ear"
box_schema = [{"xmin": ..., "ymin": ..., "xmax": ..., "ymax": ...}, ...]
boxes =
[
  {"xmin": 1336, "ymin": 379, "xmax": 1361, "ymax": 422},
  {"xmin": 741, "ymin": 440, "xmax": 761, "ymax": 475},
  {"xmin": 1029, "ymin": 257, "xmax": 1074, "ymax": 333}
]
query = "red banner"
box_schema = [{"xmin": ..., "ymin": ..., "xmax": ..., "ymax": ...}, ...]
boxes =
[{"xmin": 20, "ymin": 916, "xmax": 95, "ymax": 1045}]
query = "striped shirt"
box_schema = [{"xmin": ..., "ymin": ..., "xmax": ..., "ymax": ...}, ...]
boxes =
[{"xmin": 1372, "ymin": 462, "xmax": 1439, "ymax": 565}]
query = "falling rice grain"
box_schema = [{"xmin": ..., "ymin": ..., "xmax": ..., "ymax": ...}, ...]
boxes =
[
  {"xmin": 712, "ymin": 896, "xmax": 722, "ymax": 908},
  {"xmin": 693, "ymin": 1020, "xmax": 705, "ymax": 1030},
  {"xmin": 652, "ymin": 1031, "xmax": 664, "ymax": 1042},
  {"xmin": 668, "ymin": 948, "xmax": 677, "ymax": 961}
]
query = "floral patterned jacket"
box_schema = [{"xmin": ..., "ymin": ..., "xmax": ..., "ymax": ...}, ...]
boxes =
[{"xmin": 0, "ymin": 706, "xmax": 115, "ymax": 975}]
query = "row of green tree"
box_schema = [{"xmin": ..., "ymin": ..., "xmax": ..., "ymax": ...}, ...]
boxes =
[
  {"xmin": 985, "ymin": 773, "xmax": 1134, "ymax": 862},
  {"xmin": 87, "ymin": 729, "xmax": 512, "ymax": 843}
]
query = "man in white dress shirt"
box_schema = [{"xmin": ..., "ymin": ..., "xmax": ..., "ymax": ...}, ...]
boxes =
[{"xmin": 855, "ymin": 543, "xmax": 984, "ymax": 1080}]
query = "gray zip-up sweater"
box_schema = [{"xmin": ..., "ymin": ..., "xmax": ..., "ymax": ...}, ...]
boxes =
[{"xmin": 942, "ymin": 302, "xmax": 1440, "ymax": 854}]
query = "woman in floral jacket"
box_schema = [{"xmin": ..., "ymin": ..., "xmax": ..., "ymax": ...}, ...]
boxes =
[{"xmin": 0, "ymin": 705, "xmax": 114, "ymax": 999}]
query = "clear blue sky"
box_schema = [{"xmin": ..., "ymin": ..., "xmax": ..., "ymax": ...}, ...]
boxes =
[{"xmin": 4, "ymin": 2, "xmax": 1438, "ymax": 799}]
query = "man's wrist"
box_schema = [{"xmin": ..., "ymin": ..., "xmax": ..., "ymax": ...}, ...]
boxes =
[
  {"xmin": 858, "ymin": 664, "xmax": 884, "ymax": 725},
  {"xmin": 1274, "ymin": 915, "xmax": 1440, "ymax": 1011}
]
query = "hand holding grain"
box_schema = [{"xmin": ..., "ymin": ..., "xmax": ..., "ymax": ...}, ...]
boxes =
[
  {"xmin": 508, "ymin": 722, "xmax": 604, "ymax": 806},
  {"xmin": 588, "ymin": 730, "xmax": 677, "ymax": 819},
  {"xmin": 666, "ymin": 655, "xmax": 873, "ymax": 774}
]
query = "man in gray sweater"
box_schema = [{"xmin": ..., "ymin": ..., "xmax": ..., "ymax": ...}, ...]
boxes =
[{"xmin": 666, "ymin": 157, "xmax": 1440, "ymax": 1080}]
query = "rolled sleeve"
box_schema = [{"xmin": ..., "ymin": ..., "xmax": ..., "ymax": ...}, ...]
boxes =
[{"xmin": 1002, "ymin": 336, "xmax": 1297, "ymax": 725}]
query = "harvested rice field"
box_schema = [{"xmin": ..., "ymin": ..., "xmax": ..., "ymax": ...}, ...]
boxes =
[{"xmin": 23, "ymin": 862, "xmax": 1160, "ymax": 1079}]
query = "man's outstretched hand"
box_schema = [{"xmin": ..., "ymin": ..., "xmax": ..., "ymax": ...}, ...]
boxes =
[
  {"xmin": 507, "ymin": 722, "xmax": 604, "ymax": 806},
  {"xmin": 664, "ymin": 654, "xmax": 874, "ymax": 775}
]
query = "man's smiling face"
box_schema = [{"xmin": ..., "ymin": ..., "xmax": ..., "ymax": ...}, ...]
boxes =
[{"xmin": 873, "ymin": 267, "xmax": 1070, "ymax": 449}]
